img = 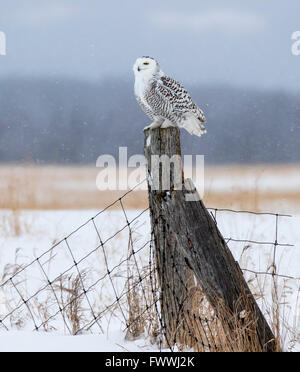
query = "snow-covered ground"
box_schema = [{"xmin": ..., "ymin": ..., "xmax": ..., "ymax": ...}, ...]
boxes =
[
  {"xmin": 0, "ymin": 208, "xmax": 299, "ymax": 352},
  {"xmin": 0, "ymin": 330, "xmax": 148, "ymax": 352}
]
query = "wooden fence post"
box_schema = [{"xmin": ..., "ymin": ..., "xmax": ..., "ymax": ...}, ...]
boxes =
[
  {"xmin": 144, "ymin": 127, "xmax": 278, "ymax": 352},
  {"xmin": 144, "ymin": 127, "xmax": 193, "ymax": 347}
]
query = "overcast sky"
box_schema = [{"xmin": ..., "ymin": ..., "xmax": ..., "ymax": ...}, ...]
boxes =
[{"xmin": 0, "ymin": 1, "xmax": 299, "ymax": 91}]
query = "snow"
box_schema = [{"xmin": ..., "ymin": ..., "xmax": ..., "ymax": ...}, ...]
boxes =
[
  {"xmin": 146, "ymin": 134, "xmax": 151, "ymax": 147},
  {"xmin": 0, "ymin": 208, "xmax": 299, "ymax": 352},
  {"xmin": 0, "ymin": 330, "xmax": 157, "ymax": 352},
  {"xmin": 0, "ymin": 331, "xmax": 115, "ymax": 352}
]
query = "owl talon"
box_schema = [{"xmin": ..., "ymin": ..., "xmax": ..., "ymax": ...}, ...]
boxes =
[
  {"xmin": 143, "ymin": 119, "xmax": 164, "ymax": 131},
  {"xmin": 160, "ymin": 120, "xmax": 176, "ymax": 129}
]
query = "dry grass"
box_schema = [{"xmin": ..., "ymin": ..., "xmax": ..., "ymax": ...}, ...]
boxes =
[
  {"xmin": 0, "ymin": 163, "xmax": 299, "ymax": 351},
  {"xmin": 0, "ymin": 253, "xmax": 92, "ymax": 334},
  {"xmin": 124, "ymin": 238, "xmax": 299, "ymax": 352},
  {"xmin": 0, "ymin": 164, "xmax": 299, "ymax": 213},
  {"xmin": 175, "ymin": 287, "xmax": 272, "ymax": 352},
  {"xmin": 0, "ymin": 162, "xmax": 298, "ymax": 239},
  {"xmin": 125, "ymin": 267, "xmax": 159, "ymax": 342},
  {"xmin": 53, "ymin": 272, "xmax": 89, "ymax": 335},
  {"xmin": 124, "ymin": 264, "xmax": 294, "ymax": 352},
  {"xmin": 0, "ymin": 211, "xmax": 298, "ymax": 351},
  {"xmin": 0, "ymin": 165, "xmax": 147, "ymax": 210}
]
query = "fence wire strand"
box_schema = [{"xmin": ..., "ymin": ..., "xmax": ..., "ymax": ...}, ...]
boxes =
[{"xmin": 0, "ymin": 185, "xmax": 298, "ymax": 351}]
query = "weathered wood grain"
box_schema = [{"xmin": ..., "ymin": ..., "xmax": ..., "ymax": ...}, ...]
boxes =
[{"xmin": 144, "ymin": 127, "xmax": 277, "ymax": 352}]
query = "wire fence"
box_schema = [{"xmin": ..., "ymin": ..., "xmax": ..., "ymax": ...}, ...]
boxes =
[{"xmin": 0, "ymin": 182, "xmax": 298, "ymax": 351}]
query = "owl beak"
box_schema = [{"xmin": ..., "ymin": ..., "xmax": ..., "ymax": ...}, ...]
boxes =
[{"xmin": 137, "ymin": 67, "xmax": 141, "ymax": 72}]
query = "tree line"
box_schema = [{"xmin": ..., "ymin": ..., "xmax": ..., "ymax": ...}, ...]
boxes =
[{"xmin": 0, "ymin": 77, "xmax": 298, "ymax": 164}]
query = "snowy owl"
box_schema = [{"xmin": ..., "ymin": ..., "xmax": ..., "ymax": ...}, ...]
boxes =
[{"xmin": 133, "ymin": 56, "xmax": 206, "ymax": 137}]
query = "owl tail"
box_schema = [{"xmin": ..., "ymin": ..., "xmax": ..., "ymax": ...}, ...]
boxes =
[{"xmin": 180, "ymin": 113, "xmax": 207, "ymax": 137}]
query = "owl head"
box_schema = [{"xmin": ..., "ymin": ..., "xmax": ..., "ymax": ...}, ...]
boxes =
[{"xmin": 133, "ymin": 56, "xmax": 161, "ymax": 77}]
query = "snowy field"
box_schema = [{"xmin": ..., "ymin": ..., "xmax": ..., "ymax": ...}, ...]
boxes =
[{"xmin": 0, "ymin": 207, "xmax": 299, "ymax": 352}]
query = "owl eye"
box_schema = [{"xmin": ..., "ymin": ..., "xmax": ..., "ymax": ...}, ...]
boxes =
[{"xmin": 143, "ymin": 62, "xmax": 149, "ymax": 65}]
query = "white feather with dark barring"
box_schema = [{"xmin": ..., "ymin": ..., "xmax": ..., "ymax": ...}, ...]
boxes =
[{"xmin": 133, "ymin": 56, "xmax": 206, "ymax": 137}]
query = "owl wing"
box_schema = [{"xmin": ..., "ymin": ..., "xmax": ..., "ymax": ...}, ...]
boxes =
[
  {"xmin": 135, "ymin": 95, "xmax": 155, "ymax": 120},
  {"xmin": 157, "ymin": 76, "xmax": 206, "ymax": 122}
]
